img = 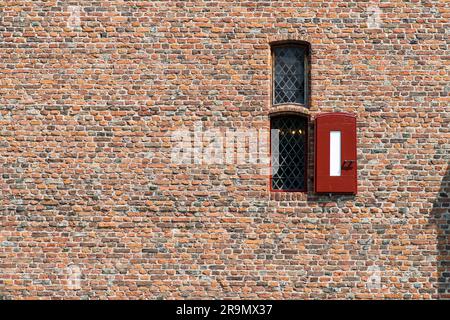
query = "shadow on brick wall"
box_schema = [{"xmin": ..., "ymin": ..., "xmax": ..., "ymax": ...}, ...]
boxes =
[{"xmin": 432, "ymin": 165, "xmax": 449, "ymax": 299}]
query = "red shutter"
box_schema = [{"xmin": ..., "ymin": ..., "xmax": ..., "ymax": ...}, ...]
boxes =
[{"xmin": 315, "ymin": 112, "xmax": 357, "ymax": 194}]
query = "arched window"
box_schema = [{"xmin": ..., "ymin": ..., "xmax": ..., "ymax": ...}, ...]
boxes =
[
  {"xmin": 272, "ymin": 44, "xmax": 308, "ymax": 106},
  {"xmin": 271, "ymin": 114, "xmax": 308, "ymax": 191}
]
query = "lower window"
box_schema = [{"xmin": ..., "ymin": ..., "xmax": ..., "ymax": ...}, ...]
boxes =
[{"xmin": 271, "ymin": 115, "xmax": 308, "ymax": 191}]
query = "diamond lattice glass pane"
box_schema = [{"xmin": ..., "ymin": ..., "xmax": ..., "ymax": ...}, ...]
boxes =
[
  {"xmin": 274, "ymin": 46, "xmax": 305, "ymax": 105},
  {"xmin": 271, "ymin": 115, "xmax": 308, "ymax": 191}
]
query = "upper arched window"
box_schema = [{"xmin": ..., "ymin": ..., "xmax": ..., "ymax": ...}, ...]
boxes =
[{"xmin": 272, "ymin": 44, "xmax": 308, "ymax": 106}]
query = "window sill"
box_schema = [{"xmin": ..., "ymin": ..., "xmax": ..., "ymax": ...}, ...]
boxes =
[
  {"xmin": 269, "ymin": 190, "xmax": 309, "ymax": 202},
  {"xmin": 270, "ymin": 189, "xmax": 307, "ymax": 193},
  {"xmin": 269, "ymin": 104, "xmax": 310, "ymax": 117}
]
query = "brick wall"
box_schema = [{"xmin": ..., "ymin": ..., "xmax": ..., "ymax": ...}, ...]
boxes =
[{"xmin": 0, "ymin": 1, "xmax": 448, "ymax": 299}]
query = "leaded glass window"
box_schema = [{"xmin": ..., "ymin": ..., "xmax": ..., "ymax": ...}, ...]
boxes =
[
  {"xmin": 273, "ymin": 46, "xmax": 306, "ymax": 105},
  {"xmin": 271, "ymin": 115, "xmax": 308, "ymax": 191}
]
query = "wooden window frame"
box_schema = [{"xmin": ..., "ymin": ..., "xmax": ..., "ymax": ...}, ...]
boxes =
[
  {"xmin": 271, "ymin": 43, "xmax": 310, "ymax": 109},
  {"xmin": 270, "ymin": 42, "xmax": 311, "ymax": 193},
  {"xmin": 269, "ymin": 113, "xmax": 309, "ymax": 193}
]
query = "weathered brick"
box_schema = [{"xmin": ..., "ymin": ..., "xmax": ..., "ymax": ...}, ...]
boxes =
[{"xmin": 0, "ymin": 0, "xmax": 448, "ymax": 300}]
